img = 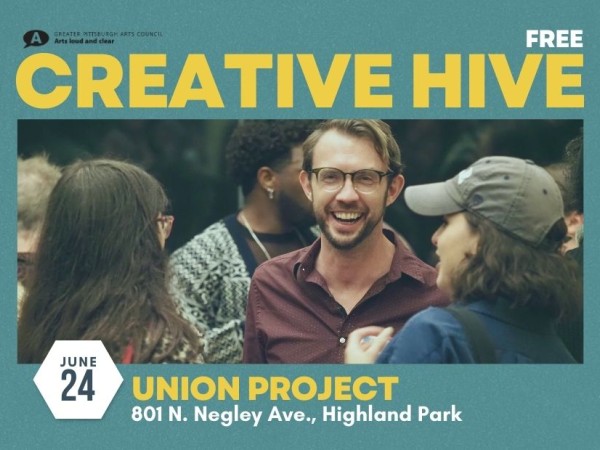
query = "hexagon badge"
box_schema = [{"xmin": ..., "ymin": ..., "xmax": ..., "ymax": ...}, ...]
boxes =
[{"xmin": 34, "ymin": 340, "xmax": 123, "ymax": 419}]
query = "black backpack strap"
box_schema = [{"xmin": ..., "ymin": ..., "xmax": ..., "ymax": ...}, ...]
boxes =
[{"xmin": 446, "ymin": 305, "xmax": 498, "ymax": 364}]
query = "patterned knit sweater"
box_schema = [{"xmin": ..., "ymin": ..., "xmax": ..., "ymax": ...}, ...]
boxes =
[
  {"xmin": 170, "ymin": 214, "xmax": 317, "ymax": 363},
  {"xmin": 170, "ymin": 216, "xmax": 249, "ymax": 363}
]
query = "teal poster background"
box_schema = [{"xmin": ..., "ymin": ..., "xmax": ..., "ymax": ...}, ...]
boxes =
[{"xmin": 1, "ymin": 0, "xmax": 598, "ymax": 448}]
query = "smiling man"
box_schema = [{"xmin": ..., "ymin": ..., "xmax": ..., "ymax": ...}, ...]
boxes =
[{"xmin": 243, "ymin": 120, "xmax": 448, "ymax": 363}]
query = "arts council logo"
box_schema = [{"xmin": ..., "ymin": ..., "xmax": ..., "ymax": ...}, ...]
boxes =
[
  {"xmin": 22, "ymin": 29, "xmax": 163, "ymax": 48},
  {"xmin": 23, "ymin": 30, "xmax": 49, "ymax": 48}
]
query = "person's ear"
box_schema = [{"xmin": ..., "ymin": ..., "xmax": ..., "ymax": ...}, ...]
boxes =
[
  {"xmin": 565, "ymin": 210, "xmax": 584, "ymax": 234},
  {"xmin": 257, "ymin": 166, "xmax": 278, "ymax": 198},
  {"xmin": 385, "ymin": 174, "xmax": 405, "ymax": 206},
  {"xmin": 299, "ymin": 170, "xmax": 312, "ymax": 201}
]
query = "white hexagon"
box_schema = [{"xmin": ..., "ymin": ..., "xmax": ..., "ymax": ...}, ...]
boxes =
[{"xmin": 34, "ymin": 340, "xmax": 123, "ymax": 419}]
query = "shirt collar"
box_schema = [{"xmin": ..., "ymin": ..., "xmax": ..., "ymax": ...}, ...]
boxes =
[{"xmin": 293, "ymin": 228, "xmax": 429, "ymax": 284}]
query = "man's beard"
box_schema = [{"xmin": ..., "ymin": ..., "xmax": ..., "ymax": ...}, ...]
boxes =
[
  {"xmin": 315, "ymin": 191, "xmax": 388, "ymax": 251},
  {"xmin": 277, "ymin": 190, "xmax": 315, "ymax": 228},
  {"xmin": 317, "ymin": 213, "xmax": 379, "ymax": 250}
]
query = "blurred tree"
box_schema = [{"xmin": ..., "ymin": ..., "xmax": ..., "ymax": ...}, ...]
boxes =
[{"xmin": 18, "ymin": 119, "xmax": 582, "ymax": 260}]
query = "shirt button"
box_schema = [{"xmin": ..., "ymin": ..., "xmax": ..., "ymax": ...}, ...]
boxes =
[{"xmin": 339, "ymin": 337, "xmax": 346, "ymax": 344}]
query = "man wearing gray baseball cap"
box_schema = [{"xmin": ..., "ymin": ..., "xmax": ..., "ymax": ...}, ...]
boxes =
[{"xmin": 346, "ymin": 156, "xmax": 582, "ymax": 364}]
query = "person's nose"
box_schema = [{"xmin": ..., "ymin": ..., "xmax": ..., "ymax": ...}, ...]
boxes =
[
  {"xmin": 335, "ymin": 174, "xmax": 360, "ymax": 202},
  {"xmin": 431, "ymin": 226, "xmax": 441, "ymax": 247}
]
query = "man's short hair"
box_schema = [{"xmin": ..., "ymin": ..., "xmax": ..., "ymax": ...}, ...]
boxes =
[
  {"xmin": 18, "ymin": 154, "xmax": 61, "ymax": 232},
  {"xmin": 302, "ymin": 119, "xmax": 404, "ymax": 175},
  {"xmin": 545, "ymin": 162, "xmax": 574, "ymax": 214},
  {"xmin": 564, "ymin": 135, "xmax": 583, "ymax": 214},
  {"xmin": 225, "ymin": 120, "xmax": 320, "ymax": 196}
]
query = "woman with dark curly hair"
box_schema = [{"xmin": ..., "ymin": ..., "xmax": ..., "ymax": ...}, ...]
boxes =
[
  {"xmin": 346, "ymin": 156, "xmax": 581, "ymax": 364},
  {"xmin": 18, "ymin": 159, "xmax": 203, "ymax": 363}
]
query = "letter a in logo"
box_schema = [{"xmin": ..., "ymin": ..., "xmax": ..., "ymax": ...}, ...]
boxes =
[{"xmin": 23, "ymin": 30, "xmax": 49, "ymax": 48}]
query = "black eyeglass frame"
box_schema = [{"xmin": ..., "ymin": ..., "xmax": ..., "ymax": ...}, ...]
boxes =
[{"xmin": 308, "ymin": 167, "xmax": 394, "ymax": 193}]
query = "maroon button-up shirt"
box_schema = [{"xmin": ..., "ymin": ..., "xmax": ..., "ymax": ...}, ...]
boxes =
[{"xmin": 243, "ymin": 230, "xmax": 449, "ymax": 363}]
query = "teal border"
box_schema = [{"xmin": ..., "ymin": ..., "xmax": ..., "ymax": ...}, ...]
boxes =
[{"xmin": 2, "ymin": 1, "xmax": 598, "ymax": 448}]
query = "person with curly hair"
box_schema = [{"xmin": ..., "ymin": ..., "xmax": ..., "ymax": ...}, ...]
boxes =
[
  {"xmin": 170, "ymin": 120, "xmax": 320, "ymax": 363},
  {"xmin": 346, "ymin": 156, "xmax": 581, "ymax": 364},
  {"xmin": 18, "ymin": 159, "xmax": 203, "ymax": 364}
]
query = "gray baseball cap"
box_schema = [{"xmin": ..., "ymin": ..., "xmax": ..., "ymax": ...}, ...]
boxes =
[{"xmin": 404, "ymin": 156, "xmax": 564, "ymax": 246}]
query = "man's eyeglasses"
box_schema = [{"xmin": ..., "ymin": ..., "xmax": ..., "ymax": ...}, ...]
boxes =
[
  {"xmin": 156, "ymin": 215, "xmax": 174, "ymax": 239},
  {"xmin": 309, "ymin": 167, "xmax": 393, "ymax": 194}
]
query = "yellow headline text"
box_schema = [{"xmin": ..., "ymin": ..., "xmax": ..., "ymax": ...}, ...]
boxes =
[{"xmin": 16, "ymin": 52, "xmax": 584, "ymax": 109}]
